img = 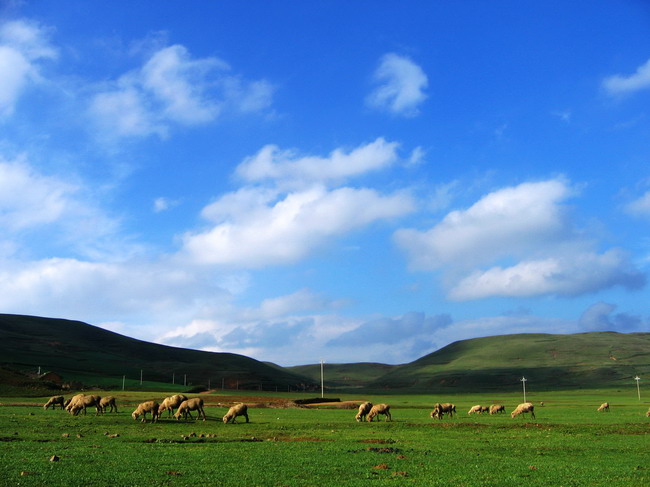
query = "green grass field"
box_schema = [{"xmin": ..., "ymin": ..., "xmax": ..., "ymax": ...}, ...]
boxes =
[{"xmin": 0, "ymin": 389, "xmax": 648, "ymax": 486}]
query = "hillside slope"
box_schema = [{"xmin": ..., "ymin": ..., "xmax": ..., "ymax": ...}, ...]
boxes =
[
  {"xmin": 369, "ymin": 332, "xmax": 650, "ymax": 391},
  {"xmin": 0, "ymin": 314, "xmax": 314, "ymax": 391}
]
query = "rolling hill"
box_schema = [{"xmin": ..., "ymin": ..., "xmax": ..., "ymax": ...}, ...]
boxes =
[
  {"xmin": 0, "ymin": 314, "xmax": 315, "ymax": 393},
  {"xmin": 1, "ymin": 313, "xmax": 648, "ymax": 394},
  {"xmin": 367, "ymin": 332, "xmax": 650, "ymax": 392}
]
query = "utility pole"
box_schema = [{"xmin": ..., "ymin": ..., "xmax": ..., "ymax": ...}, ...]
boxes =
[
  {"xmin": 521, "ymin": 376, "xmax": 527, "ymax": 403},
  {"xmin": 320, "ymin": 359, "xmax": 324, "ymax": 399},
  {"xmin": 122, "ymin": 375, "xmax": 125, "ymax": 391},
  {"xmin": 634, "ymin": 376, "xmax": 641, "ymax": 401}
]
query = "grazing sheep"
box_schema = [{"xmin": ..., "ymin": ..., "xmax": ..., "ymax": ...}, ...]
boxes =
[
  {"xmin": 511, "ymin": 402, "xmax": 535, "ymax": 419},
  {"xmin": 159, "ymin": 394, "xmax": 188, "ymax": 417},
  {"xmin": 489, "ymin": 404, "xmax": 506, "ymax": 415},
  {"xmin": 480, "ymin": 406, "xmax": 490, "ymax": 413},
  {"xmin": 597, "ymin": 402, "xmax": 610, "ymax": 412},
  {"xmin": 68, "ymin": 394, "xmax": 102, "ymax": 416},
  {"xmin": 99, "ymin": 396, "xmax": 118, "ymax": 413},
  {"xmin": 65, "ymin": 393, "xmax": 84, "ymax": 412},
  {"xmin": 367, "ymin": 403, "xmax": 391, "ymax": 422},
  {"xmin": 174, "ymin": 397, "xmax": 206, "ymax": 421},
  {"xmin": 223, "ymin": 403, "xmax": 249, "ymax": 424},
  {"xmin": 131, "ymin": 401, "xmax": 159, "ymax": 423},
  {"xmin": 430, "ymin": 402, "xmax": 455, "ymax": 420},
  {"xmin": 43, "ymin": 396, "xmax": 65, "ymax": 410},
  {"xmin": 355, "ymin": 402, "xmax": 373, "ymax": 422},
  {"xmin": 468, "ymin": 405, "xmax": 483, "ymax": 415}
]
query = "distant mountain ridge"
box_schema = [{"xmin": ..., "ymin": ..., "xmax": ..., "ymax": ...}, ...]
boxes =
[
  {"xmin": 0, "ymin": 314, "xmax": 315, "ymax": 392},
  {"xmin": 1, "ymin": 314, "xmax": 648, "ymax": 393}
]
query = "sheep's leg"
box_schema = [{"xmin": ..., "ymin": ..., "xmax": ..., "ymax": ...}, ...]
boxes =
[{"xmin": 244, "ymin": 413, "xmax": 249, "ymax": 423}]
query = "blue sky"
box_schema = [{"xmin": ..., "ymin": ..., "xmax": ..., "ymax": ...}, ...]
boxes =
[{"xmin": 1, "ymin": 1, "xmax": 649, "ymax": 366}]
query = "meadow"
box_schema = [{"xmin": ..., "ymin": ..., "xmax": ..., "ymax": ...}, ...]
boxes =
[{"xmin": 0, "ymin": 389, "xmax": 648, "ymax": 486}]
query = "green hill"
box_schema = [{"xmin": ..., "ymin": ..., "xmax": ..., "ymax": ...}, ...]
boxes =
[
  {"xmin": 0, "ymin": 314, "xmax": 315, "ymax": 393},
  {"xmin": 287, "ymin": 362, "xmax": 398, "ymax": 388},
  {"xmin": 368, "ymin": 332, "xmax": 650, "ymax": 392}
]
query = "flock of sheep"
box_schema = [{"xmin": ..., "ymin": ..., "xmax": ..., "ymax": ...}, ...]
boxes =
[
  {"xmin": 44, "ymin": 395, "xmax": 650, "ymax": 423},
  {"xmin": 43, "ymin": 393, "xmax": 249, "ymax": 424}
]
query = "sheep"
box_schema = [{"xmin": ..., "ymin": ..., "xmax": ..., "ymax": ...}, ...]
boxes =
[
  {"xmin": 646, "ymin": 407, "xmax": 650, "ymax": 418},
  {"xmin": 489, "ymin": 404, "xmax": 506, "ymax": 415},
  {"xmin": 355, "ymin": 402, "xmax": 373, "ymax": 422},
  {"xmin": 174, "ymin": 397, "xmax": 206, "ymax": 421},
  {"xmin": 131, "ymin": 401, "xmax": 159, "ymax": 423},
  {"xmin": 511, "ymin": 402, "xmax": 535, "ymax": 419},
  {"xmin": 65, "ymin": 393, "xmax": 84, "ymax": 412},
  {"xmin": 430, "ymin": 402, "xmax": 456, "ymax": 420},
  {"xmin": 99, "ymin": 396, "xmax": 118, "ymax": 413},
  {"xmin": 159, "ymin": 394, "xmax": 188, "ymax": 417},
  {"xmin": 367, "ymin": 403, "xmax": 391, "ymax": 422},
  {"xmin": 43, "ymin": 396, "xmax": 65, "ymax": 410},
  {"xmin": 68, "ymin": 394, "xmax": 102, "ymax": 416},
  {"xmin": 597, "ymin": 402, "xmax": 610, "ymax": 412},
  {"xmin": 223, "ymin": 403, "xmax": 249, "ymax": 424},
  {"xmin": 468, "ymin": 405, "xmax": 483, "ymax": 415},
  {"xmin": 480, "ymin": 406, "xmax": 490, "ymax": 413}
]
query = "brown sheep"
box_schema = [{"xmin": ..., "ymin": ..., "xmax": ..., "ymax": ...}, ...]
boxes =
[
  {"xmin": 489, "ymin": 404, "xmax": 506, "ymax": 415},
  {"xmin": 597, "ymin": 402, "xmax": 610, "ymax": 412},
  {"xmin": 223, "ymin": 403, "xmax": 249, "ymax": 424},
  {"xmin": 355, "ymin": 402, "xmax": 373, "ymax": 422},
  {"xmin": 159, "ymin": 394, "xmax": 188, "ymax": 417},
  {"xmin": 132, "ymin": 401, "xmax": 159, "ymax": 423},
  {"xmin": 430, "ymin": 402, "xmax": 455, "ymax": 420},
  {"xmin": 511, "ymin": 402, "xmax": 535, "ymax": 419},
  {"xmin": 480, "ymin": 406, "xmax": 490, "ymax": 413},
  {"xmin": 43, "ymin": 396, "xmax": 65, "ymax": 410},
  {"xmin": 99, "ymin": 396, "xmax": 118, "ymax": 413},
  {"xmin": 174, "ymin": 397, "xmax": 206, "ymax": 421},
  {"xmin": 68, "ymin": 394, "xmax": 102, "ymax": 416},
  {"xmin": 367, "ymin": 403, "xmax": 391, "ymax": 422},
  {"xmin": 468, "ymin": 405, "xmax": 483, "ymax": 415},
  {"xmin": 65, "ymin": 393, "xmax": 84, "ymax": 412}
]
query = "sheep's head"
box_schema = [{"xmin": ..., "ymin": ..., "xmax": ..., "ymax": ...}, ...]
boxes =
[{"xmin": 131, "ymin": 411, "xmax": 139, "ymax": 420}]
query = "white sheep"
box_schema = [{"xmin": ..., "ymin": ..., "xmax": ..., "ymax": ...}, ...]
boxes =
[
  {"xmin": 430, "ymin": 402, "xmax": 455, "ymax": 420},
  {"xmin": 68, "ymin": 394, "xmax": 102, "ymax": 416},
  {"xmin": 511, "ymin": 402, "xmax": 535, "ymax": 419},
  {"xmin": 223, "ymin": 403, "xmax": 249, "ymax": 423},
  {"xmin": 174, "ymin": 397, "xmax": 206, "ymax": 421},
  {"xmin": 467, "ymin": 405, "xmax": 483, "ymax": 415},
  {"xmin": 131, "ymin": 400, "xmax": 159, "ymax": 423},
  {"xmin": 367, "ymin": 403, "xmax": 391, "ymax": 422},
  {"xmin": 355, "ymin": 402, "xmax": 373, "ymax": 422},
  {"xmin": 597, "ymin": 402, "xmax": 610, "ymax": 412},
  {"xmin": 489, "ymin": 404, "xmax": 506, "ymax": 415},
  {"xmin": 43, "ymin": 396, "xmax": 65, "ymax": 410},
  {"xmin": 159, "ymin": 394, "xmax": 188, "ymax": 417},
  {"xmin": 99, "ymin": 396, "xmax": 118, "ymax": 413}
]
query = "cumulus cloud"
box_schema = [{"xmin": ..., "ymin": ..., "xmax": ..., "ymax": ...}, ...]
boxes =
[
  {"xmin": 603, "ymin": 58, "xmax": 650, "ymax": 96},
  {"xmin": 183, "ymin": 185, "xmax": 414, "ymax": 267},
  {"xmin": 366, "ymin": 53, "xmax": 428, "ymax": 117},
  {"xmin": 395, "ymin": 179, "xmax": 573, "ymax": 271},
  {"xmin": 449, "ymin": 250, "xmax": 645, "ymax": 300},
  {"xmin": 625, "ymin": 190, "xmax": 650, "ymax": 218},
  {"xmin": 395, "ymin": 178, "xmax": 646, "ymax": 300},
  {"xmin": 236, "ymin": 138, "xmax": 400, "ymax": 187},
  {"xmin": 90, "ymin": 44, "xmax": 274, "ymax": 138},
  {"xmin": 0, "ymin": 19, "xmax": 57, "ymax": 118}
]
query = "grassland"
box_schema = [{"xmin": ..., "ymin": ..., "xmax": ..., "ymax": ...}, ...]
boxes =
[{"xmin": 0, "ymin": 389, "xmax": 648, "ymax": 486}]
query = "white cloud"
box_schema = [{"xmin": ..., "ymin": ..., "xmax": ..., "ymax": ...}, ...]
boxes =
[
  {"xmin": 395, "ymin": 178, "xmax": 646, "ymax": 300},
  {"xmin": 235, "ymin": 138, "xmax": 400, "ymax": 187},
  {"xmin": 449, "ymin": 250, "xmax": 645, "ymax": 300},
  {"xmin": 0, "ymin": 19, "xmax": 57, "ymax": 118},
  {"xmin": 90, "ymin": 44, "xmax": 274, "ymax": 138},
  {"xmin": 182, "ymin": 185, "xmax": 414, "ymax": 267},
  {"xmin": 603, "ymin": 58, "xmax": 650, "ymax": 95},
  {"xmin": 625, "ymin": 190, "xmax": 650, "ymax": 217},
  {"xmin": 395, "ymin": 179, "xmax": 573, "ymax": 271},
  {"xmin": 366, "ymin": 53, "xmax": 428, "ymax": 117}
]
